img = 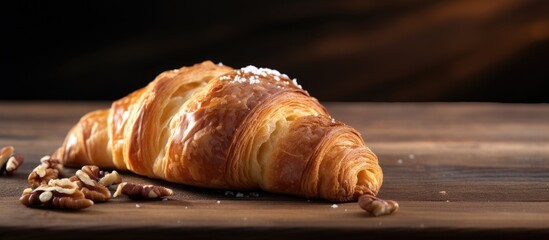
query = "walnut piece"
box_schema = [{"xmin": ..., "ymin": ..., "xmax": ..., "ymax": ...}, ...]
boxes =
[
  {"xmin": 358, "ymin": 194, "xmax": 399, "ymax": 217},
  {"xmin": 27, "ymin": 155, "xmax": 65, "ymax": 188},
  {"xmin": 39, "ymin": 155, "xmax": 63, "ymax": 172},
  {"xmin": 98, "ymin": 170, "xmax": 122, "ymax": 187},
  {"xmin": 20, "ymin": 178, "xmax": 94, "ymax": 210},
  {"xmin": 28, "ymin": 165, "xmax": 59, "ymax": 188},
  {"xmin": 0, "ymin": 146, "xmax": 24, "ymax": 175},
  {"xmin": 114, "ymin": 182, "xmax": 173, "ymax": 199},
  {"xmin": 77, "ymin": 165, "xmax": 122, "ymax": 187},
  {"xmin": 0, "ymin": 146, "xmax": 14, "ymax": 167},
  {"xmin": 68, "ymin": 166, "xmax": 112, "ymax": 202},
  {"xmin": 6, "ymin": 154, "xmax": 24, "ymax": 173}
]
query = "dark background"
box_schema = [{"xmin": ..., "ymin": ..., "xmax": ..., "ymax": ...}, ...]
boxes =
[{"xmin": 3, "ymin": 0, "xmax": 549, "ymax": 102}]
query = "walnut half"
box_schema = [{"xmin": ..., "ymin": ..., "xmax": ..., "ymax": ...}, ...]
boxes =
[
  {"xmin": 28, "ymin": 165, "xmax": 59, "ymax": 188},
  {"xmin": 358, "ymin": 194, "xmax": 399, "ymax": 217},
  {"xmin": 27, "ymin": 155, "xmax": 64, "ymax": 188},
  {"xmin": 113, "ymin": 182, "xmax": 173, "ymax": 199},
  {"xmin": 69, "ymin": 166, "xmax": 112, "ymax": 202},
  {"xmin": 98, "ymin": 170, "xmax": 122, "ymax": 187},
  {"xmin": 20, "ymin": 178, "xmax": 94, "ymax": 210},
  {"xmin": 0, "ymin": 146, "xmax": 24, "ymax": 175},
  {"xmin": 39, "ymin": 155, "xmax": 64, "ymax": 172},
  {"xmin": 75, "ymin": 165, "xmax": 122, "ymax": 187}
]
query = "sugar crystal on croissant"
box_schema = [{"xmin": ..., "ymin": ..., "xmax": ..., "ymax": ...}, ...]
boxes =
[{"xmin": 53, "ymin": 61, "xmax": 383, "ymax": 202}]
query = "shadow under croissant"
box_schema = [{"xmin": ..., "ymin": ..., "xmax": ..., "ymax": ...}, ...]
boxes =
[
  {"xmin": 21, "ymin": 161, "xmax": 399, "ymax": 218},
  {"xmin": 105, "ymin": 168, "xmax": 400, "ymax": 217}
]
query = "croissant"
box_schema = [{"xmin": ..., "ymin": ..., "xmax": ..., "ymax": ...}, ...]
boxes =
[{"xmin": 52, "ymin": 61, "xmax": 382, "ymax": 202}]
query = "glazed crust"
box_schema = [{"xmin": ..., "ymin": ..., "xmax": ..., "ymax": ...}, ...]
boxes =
[{"xmin": 53, "ymin": 61, "xmax": 382, "ymax": 202}]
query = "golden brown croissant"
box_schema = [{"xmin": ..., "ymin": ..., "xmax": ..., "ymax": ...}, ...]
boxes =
[{"xmin": 53, "ymin": 61, "xmax": 382, "ymax": 202}]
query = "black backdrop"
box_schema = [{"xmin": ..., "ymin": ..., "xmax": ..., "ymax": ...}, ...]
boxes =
[{"xmin": 3, "ymin": 0, "xmax": 549, "ymax": 102}]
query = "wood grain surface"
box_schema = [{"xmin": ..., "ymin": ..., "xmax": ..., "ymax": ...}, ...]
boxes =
[{"xmin": 1, "ymin": 102, "xmax": 548, "ymax": 239}]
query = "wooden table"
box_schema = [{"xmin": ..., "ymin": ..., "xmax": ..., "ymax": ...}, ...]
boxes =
[{"xmin": 1, "ymin": 102, "xmax": 548, "ymax": 239}]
